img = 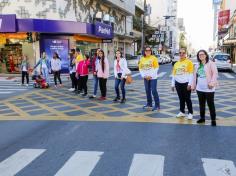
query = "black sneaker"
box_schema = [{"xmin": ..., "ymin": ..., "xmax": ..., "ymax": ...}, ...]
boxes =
[
  {"xmin": 113, "ymin": 97, "xmax": 120, "ymax": 102},
  {"xmin": 120, "ymin": 98, "xmax": 126, "ymax": 104},
  {"xmin": 89, "ymin": 95, "xmax": 96, "ymax": 99},
  {"xmin": 197, "ymin": 119, "xmax": 205, "ymax": 124},
  {"xmin": 82, "ymin": 93, "xmax": 87, "ymax": 97},
  {"xmin": 211, "ymin": 120, "xmax": 216, "ymax": 126}
]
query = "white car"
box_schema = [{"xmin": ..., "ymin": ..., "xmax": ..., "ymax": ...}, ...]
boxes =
[
  {"xmin": 212, "ymin": 53, "xmax": 232, "ymax": 71},
  {"xmin": 127, "ymin": 55, "xmax": 142, "ymax": 70}
]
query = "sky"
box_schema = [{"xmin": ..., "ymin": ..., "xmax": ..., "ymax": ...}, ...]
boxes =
[{"xmin": 148, "ymin": 0, "xmax": 214, "ymax": 50}]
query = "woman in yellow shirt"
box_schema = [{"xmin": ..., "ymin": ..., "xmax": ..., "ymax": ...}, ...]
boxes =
[
  {"xmin": 171, "ymin": 48, "xmax": 194, "ymax": 119},
  {"xmin": 139, "ymin": 47, "xmax": 160, "ymax": 111}
]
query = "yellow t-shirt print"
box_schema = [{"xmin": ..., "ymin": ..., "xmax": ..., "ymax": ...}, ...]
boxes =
[
  {"xmin": 175, "ymin": 64, "xmax": 187, "ymax": 75},
  {"xmin": 141, "ymin": 60, "xmax": 153, "ymax": 70}
]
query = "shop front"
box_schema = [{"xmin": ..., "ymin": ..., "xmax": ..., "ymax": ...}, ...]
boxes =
[{"xmin": 0, "ymin": 14, "xmax": 113, "ymax": 73}]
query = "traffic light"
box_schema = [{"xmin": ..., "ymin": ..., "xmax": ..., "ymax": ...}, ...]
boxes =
[{"xmin": 26, "ymin": 32, "xmax": 33, "ymax": 43}]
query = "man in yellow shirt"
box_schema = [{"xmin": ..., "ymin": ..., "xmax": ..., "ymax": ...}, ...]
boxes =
[{"xmin": 171, "ymin": 48, "xmax": 194, "ymax": 120}]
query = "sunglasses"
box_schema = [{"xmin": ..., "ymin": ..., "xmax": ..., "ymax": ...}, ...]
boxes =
[
  {"xmin": 145, "ymin": 50, "xmax": 151, "ymax": 52},
  {"xmin": 179, "ymin": 52, "xmax": 185, "ymax": 54}
]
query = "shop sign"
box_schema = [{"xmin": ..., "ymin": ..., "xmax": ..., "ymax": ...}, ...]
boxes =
[
  {"xmin": 0, "ymin": 15, "xmax": 16, "ymax": 32},
  {"xmin": 95, "ymin": 22, "xmax": 113, "ymax": 38}
]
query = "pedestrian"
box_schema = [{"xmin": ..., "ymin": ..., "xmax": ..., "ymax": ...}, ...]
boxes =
[
  {"xmin": 192, "ymin": 50, "xmax": 218, "ymax": 126},
  {"xmin": 113, "ymin": 50, "xmax": 130, "ymax": 103},
  {"xmin": 139, "ymin": 46, "xmax": 160, "ymax": 111},
  {"xmin": 75, "ymin": 48, "xmax": 83, "ymax": 94},
  {"xmin": 97, "ymin": 49, "xmax": 109, "ymax": 100},
  {"xmin": 20, "ymin": 54, "xmax": 30, "ymax": 86},
  {"xmin": 68, "ymin": 49, "xmax": 77, "ymax": 92},
  {"xmin": 51, "ymin": 52, "xmax": 62, "ymax": 88},
  {"xmin": 89, "ymin": 48, "xmax": 101, "ymax": 99},
  {"xmin": 171, "ymin": 48, "xmax": 194, "ymax": 119},
  {"xmin": 34, "ymin": 52, "xmax": 51, "ymax": 86},
  {"xmin": 76, "ymin": 54, "xmax": 90, "ymax": 96}
]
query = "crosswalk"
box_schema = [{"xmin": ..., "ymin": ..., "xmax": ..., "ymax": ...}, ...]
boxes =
[
  {"xmin": 0, "ymin": 80, "xmax": 30, "ymax": 95},
  {"xmin": 0, "ymin": 149, "xmax": 235, "ymax": 176}
]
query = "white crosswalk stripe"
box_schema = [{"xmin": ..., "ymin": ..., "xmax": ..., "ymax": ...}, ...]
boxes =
[
  {"xmin": 0, "ymin": 80, "xmax": 31, "ymax": 94},
  {"xmin": 55, "ymin": 151, "xmax": 104, "ymax": 176},
  {"xmin": 128, "ymin": 154, "xmax": 165, "ymax": 176},
  {"xmin": 157, "ymin": 72, "xmax": 167, "ymax": 78},
  {"xmin": 202, "ymin": 158, "xmax": 236, "ymax": 176},
  {"xmin": 0, "ymin": 149, "xmax": 235, "ymax": 175},
  {"xmin": 221, "ymin": 73, "xmax": 235, "ymax": 79},
  {"xmin": 0, "ymin": 149, "xmax": 46, "ymax": 176}
]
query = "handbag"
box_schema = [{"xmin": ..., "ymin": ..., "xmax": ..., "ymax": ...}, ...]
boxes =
[{"xmin": 126, "ymin": 74, "xmax": 133, "ymax": 84}]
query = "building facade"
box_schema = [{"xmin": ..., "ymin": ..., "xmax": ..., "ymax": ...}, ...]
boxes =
[{"xmin": 0, "ymin": 0, "xmax": 135, "ymax": 73}]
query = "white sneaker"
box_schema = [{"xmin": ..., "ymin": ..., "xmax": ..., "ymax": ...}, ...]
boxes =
[
  {"xmin": 176, "ymin": 112, "xmax": 185, "ymax": 118},
  {"xmin": 26, "ymin": 84, "xmax": 29, "ymax": 87},
  {"xmin": 68, "ymin": 88, "xmax": 75, "ymax": 91},
  {"xmin": 186, "ymin": 113, "xmax": 193, "ymax": 120}
]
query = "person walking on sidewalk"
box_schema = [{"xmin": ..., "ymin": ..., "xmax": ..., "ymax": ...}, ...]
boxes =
[
  {"xmin": 20, "ymin": 54, "xmax": 30, "ymax": 86},
  {"xmin": 139, "ymin": 46, "xmax": 160, "ymax": 111},
  {"xmin": 192, "ymin": 50, "xmax": 218, "ymax": 126},
  {"xmin": 68, "ymin": 49, "xmax": 77, "ymax": 92},
  {"xmin": 51, "ymin": 52, "xmax": 62, "ymax": 88},
  {"xmin": 171, "ymin": 48, "xmax": 194, "ymax": 120},
  {"xmin": 97, "ymin": 50, "xmax": 109, "ymax": 100},
  {"xmin": 89, "ymin": 48, "xmax": 101, "ymax": 99},
  {"xmin": 34, "ymin": 52, "xmax": 51, "ymax": 86},
  {"xmin": 113, "ymin": 50, "xmax": 130, "ymax": 104},
  {"xmin": 76, "ymin": 54, "xmax": 90, "ymax": 96}
]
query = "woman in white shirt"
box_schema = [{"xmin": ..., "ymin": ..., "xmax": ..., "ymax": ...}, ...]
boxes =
[
  {"xmin": 51, "ymin": 52, "xmax": 62, "ymax": 88},
  {"xmin": 113, "ymin": 50, "xmax": 130, "ymax": 103}
]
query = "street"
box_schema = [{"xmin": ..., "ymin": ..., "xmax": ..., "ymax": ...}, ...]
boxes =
[{"xmin": 0, "ymin": 64, "xmax": 235, "ymax": 176}]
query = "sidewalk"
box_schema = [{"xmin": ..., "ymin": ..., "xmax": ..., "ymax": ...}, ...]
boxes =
[{"xmin": 233, "ymin": 64, "xmax": 236, "ymax": 73}]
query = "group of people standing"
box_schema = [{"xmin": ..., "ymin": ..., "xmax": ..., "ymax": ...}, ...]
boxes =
[
  {"xmin": 171, "ymin": 48, "xmax": 218, "ymax": 126},
  {"xmin": 68, "ymin": 48, "xmax": 130, "ymax": 103},
  {"xmin": 20, "ymin": 51, "xmax": 63, "ymax": 88},
  {"xmin": 19, "ymin": 46, "xmax": 218, "ymax": 126}
]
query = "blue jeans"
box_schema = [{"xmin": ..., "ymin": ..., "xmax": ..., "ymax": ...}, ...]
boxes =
[
  {"xmin": 93, "ymin": 75, "xmax": 99, "ymax": 96},
  {"xmin": 144, "ymin": 79, "xmax": 160, "ymax": 108},
  {"xmin": 42, "ymin": 67, "xmax": 50, "ymax": 85},
  {"xmin": 115, "ymin": 78, "xmax": 126, "ymax": 99}
]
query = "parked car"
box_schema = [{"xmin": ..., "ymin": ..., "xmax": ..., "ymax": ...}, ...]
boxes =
[
  {"xmin": 172, "ymin": 52, "xmax": 179, "ymax": 66},
  {"xmin": 126, "ymin": 55, "xmax": 142, "ymax": 70},
  {"xmin": 212, "ymin": 53, "xmax": 232, "ymax": 71}
]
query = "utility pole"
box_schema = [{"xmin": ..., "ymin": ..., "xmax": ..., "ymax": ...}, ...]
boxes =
[{"xmin": 141, "ymin": 0, "xmax": 147, "ymax": 54}]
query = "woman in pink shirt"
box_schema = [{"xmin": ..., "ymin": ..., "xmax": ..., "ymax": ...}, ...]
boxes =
[
  {"xmin": 192, "ymin": 50, "xmax": 218, "ymax": 126},
  {"xmin": 76, "ymin": 55, "xmax": 90, "ymax": 96},
  {"xmin": 97, "ymin": 50, "xmax": 109, "ymax": 100}
]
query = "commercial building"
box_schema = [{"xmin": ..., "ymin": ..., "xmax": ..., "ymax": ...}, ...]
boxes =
[
  {"xmin": 217, "ymin": 0, "xmax": 236, "ymax": 64},
  {"xmin": 0, "ymin": 0, "xmax": 135, "ymax": 73}
]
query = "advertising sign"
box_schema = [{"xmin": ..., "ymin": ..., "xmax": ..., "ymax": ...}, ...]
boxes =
[
  {"xmin": 43, "ymin": 39, "xmax": 69, "ymax": 73},
  {"xmin": 213, "ymin": 0, "xmax": 222, "ymax": 4},
  {"xmin": 218, "ymin": 10, "xmax": 230, "ymax": 34}
]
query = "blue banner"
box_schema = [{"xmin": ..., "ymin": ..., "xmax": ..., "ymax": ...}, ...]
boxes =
[{"xmin": 43, "ymin": 39, "xmax": 69, "ymax": 73}]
